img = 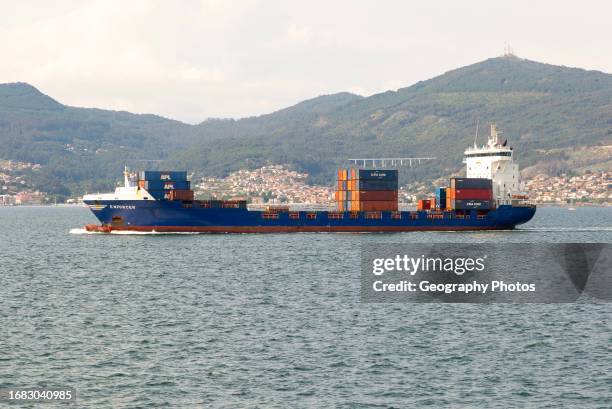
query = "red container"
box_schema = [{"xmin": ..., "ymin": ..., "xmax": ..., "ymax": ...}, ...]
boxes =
[
  {"xmin": 169, "ymin": 189, "xmax": 194, "ymax": 201},
  {"xmin": 359, "ymin": 200, "xmax": 398, "ymax": 211},
  {"xmin": 417, "ymin": 199, "xmax": 432, "ymax": 211},
  {"xmin": 453, "ymin": 188, "xmax": 492, "ymax": 200},
  {"xmin": 357, "ymin": 190, "xmax": 398, "ymax": 201}
]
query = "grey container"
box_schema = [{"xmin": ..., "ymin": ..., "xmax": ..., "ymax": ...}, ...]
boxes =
[
  {"xmin": 356, "ymin": 179, "xmax": 399, "ymax": 191},
  {"xmin": 450, "ymin": 178, "xmax": 492, "ymax": 189},
  {"xmin": 451, "ymin": 199, "xmax": 493, "ymax": 210},
  {"xmin": 356, "ymin": 169, "xmax": 398, "ymax": 181}
]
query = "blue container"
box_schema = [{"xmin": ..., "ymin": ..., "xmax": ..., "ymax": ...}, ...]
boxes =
[
  {"xmin": 450, "ymin": 178, "xmax": 492, "ymax": 189},
  {"xmin": 139, "ymin": 171, "xmax": 188, "ymax": 181},
  {"xmin": 452, "ymin": 199, "xmax": 492, "ymax": 210},
  {"xmin": 435, "ymin": 187, "xmax": 447, "ymax": 209},
  {"xmin": 356, "ymin": 179, "xmax": 399, "ymax": 190},
  {"xmin": 144, "ymin": 180, "xmax": 191, "ymax": 190},
  {"xmin": 357, "ymin": 169, "xmax": 398, "ymax": 181}
]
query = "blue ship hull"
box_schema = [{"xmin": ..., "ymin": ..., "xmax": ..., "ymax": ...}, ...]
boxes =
[{"xmin": 83, "ymin": 200, "xmax": 536, "ymax": 233}]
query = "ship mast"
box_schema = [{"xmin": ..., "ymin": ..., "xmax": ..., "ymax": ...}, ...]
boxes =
[{"xmin": 124, "ymin": 166, "xmax": 129, "ymax": 187}]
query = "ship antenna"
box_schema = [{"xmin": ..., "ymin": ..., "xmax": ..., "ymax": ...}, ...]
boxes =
[{"xmin": 473, "ymin": 119, "xmax": 479, "ymax": 147}]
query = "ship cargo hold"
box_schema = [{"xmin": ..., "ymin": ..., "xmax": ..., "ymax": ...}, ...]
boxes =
[{"xmin": 83, "ymin": 124, "xmax": 536, "ymax": 233}]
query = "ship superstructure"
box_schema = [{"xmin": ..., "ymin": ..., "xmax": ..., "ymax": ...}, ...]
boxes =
[
  {"xmin": 463, "ymin": 124, "xmax": 522, "ymax": 203},
  {"xmin": 84, "ymin": 167, "xmax": 156, "ymax": 203}
]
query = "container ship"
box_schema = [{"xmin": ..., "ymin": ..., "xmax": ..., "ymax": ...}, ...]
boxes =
[{"xmin": 83, "ymin": 125, "xmax": 535, "ymax": 233}]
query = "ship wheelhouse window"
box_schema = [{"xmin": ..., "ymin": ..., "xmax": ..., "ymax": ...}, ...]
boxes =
[{"xmin": 465, "ymin": 152, "xmax": 512, "ymax": 158}]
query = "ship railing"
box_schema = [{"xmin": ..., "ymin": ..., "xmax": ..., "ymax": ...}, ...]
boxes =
[{"xmin": 247, "ymin": 203, "xmax": 336, "ymax": 212}]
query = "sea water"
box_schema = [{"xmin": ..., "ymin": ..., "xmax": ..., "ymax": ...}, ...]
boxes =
[{"xmin": 0, "ymin": 206, "xmax": 610, "ymax": 408}]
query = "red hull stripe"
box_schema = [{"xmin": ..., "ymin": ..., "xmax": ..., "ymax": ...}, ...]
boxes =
[{"xmin": 86, "ymin": 224, "xmax": 512, "ymax": 233}]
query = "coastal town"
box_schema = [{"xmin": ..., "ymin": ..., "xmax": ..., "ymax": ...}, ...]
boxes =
[
  {"xmin": 1, "ymin": 161, "xmax": 610, "ymax": 206},
  {"xmin": 0, "ymin": 160, "xmax": 45, "ymax": 205},
  {"xmin": 401, "ymin": 171, "xmax": 611, "ymax": 206},
  {"xmin": 194, "ymin": 165, "xmax": 611, "ymax": 207},
  {"xmin": 196, "ymin": 165, "xmax": 333, "ymax": 204}
]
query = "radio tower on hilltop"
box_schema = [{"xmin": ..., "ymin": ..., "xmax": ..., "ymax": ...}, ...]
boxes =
[{"xmin": 503, "ymin": 43, "xmax": 516, "ymax": 58}]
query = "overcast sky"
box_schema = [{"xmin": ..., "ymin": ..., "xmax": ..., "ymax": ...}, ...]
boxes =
[{"xmin": 1, "ymin": 0, "xmax": 611, "ymax": 123}]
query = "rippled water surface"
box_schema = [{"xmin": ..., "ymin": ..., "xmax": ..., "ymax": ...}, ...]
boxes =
[{"xmin": 1, "ymin": 206, "xmax": 611, "ymax": 408}]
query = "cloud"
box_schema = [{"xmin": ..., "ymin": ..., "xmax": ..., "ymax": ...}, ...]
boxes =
[
  {"xmin": 285, "ymin": 25, "xmax": 313, "ymax": 45},
  {"xmin": 0, "ymin": 0, "xmax": 611, "ymax": 122}
]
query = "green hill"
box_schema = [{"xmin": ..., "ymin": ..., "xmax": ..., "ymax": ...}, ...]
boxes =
[
  {"xmin": 1, "ymin": 55, "xmax": 611, "ymax": 197},
  {"xmin": 183, "ymin": 56, "xmax": 612, "ymax": 184},
  {"xmin": 0, "ymin": 83, "xmax": 203, "ymax": 194}
]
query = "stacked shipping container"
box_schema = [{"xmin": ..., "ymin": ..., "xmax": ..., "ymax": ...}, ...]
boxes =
[
  {"xmin": 336, "ymin": 168, "xmax": 398, "ymax": 211},
  {"xmin": 336, "ymin": 170, "xmax": 494, "ymax": 213},
  {"xmin": 435, "ymin": 187, "xmax": 446, "ymax": 210},
  {"xmin": 417, "ymin": 199, "xmax": 432, "ymax": 211},
  {"xmin": 138, "ymin": 170, "xmax": 194, "ymax": 201},
  {"xmin": 446, "ymin": 178, "xmax": 493, "ymax": 210}
]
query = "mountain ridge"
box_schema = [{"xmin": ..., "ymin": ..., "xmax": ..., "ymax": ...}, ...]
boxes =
[
  {"xmin": 1, "ymin": 55, "xmax": 611, "ymax": 197},
  {"xmin": 0, "ymin": 82, "xmax": 64, "ymax": 111}
]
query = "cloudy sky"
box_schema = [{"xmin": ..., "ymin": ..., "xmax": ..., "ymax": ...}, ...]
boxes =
[{"xmin": 2, "ymin": 0, "xmax": 611, "ymax": 123}]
